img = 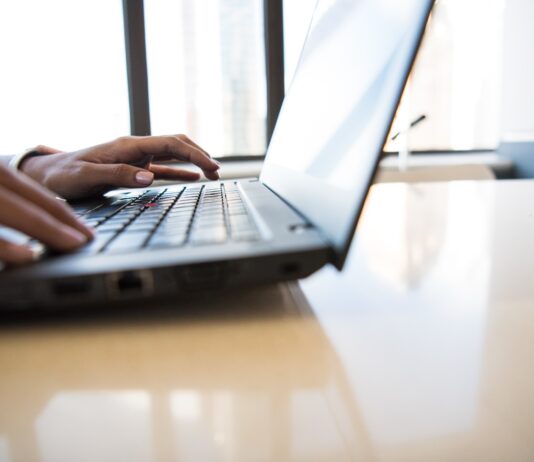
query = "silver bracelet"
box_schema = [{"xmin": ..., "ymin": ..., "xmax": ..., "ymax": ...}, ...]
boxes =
[{"xmin": 8, "ymin": 149, "xmax": 41, "ymax": 171}]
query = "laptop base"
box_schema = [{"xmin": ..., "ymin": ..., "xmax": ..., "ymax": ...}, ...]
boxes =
[{"xmin": 1, "ymin": 246, "xmax": 329, "ymax": 312}]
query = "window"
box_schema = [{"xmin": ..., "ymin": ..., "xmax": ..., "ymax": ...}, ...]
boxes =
[
  {"xmin": 145, "ymin": 0, "xmax": 267, "ymax": 157},
  {"xmin": 3, "ymin": 1, "xmax": 501, "ymax": 159},
  {"xmin": 0, "ymin": 0, "xmax": 129, "ymax": 156},
  {"xmin": 392, "ymin": 0, "xmax": 505, "ymax": 152},
  {"xmin": 283, "ymin": 0, "xmax": 505, "ymax": 153},
  {"xmin": 0, "ymin": 0, "xmax": 267, "ymax": 158}
]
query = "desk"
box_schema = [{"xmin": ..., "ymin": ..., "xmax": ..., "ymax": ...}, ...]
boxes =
[{"xmin": 1, "ymin": 180, "xmax": 534, "ymax": 461}]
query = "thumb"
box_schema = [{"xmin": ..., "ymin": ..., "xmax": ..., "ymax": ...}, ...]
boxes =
[
  {"xmin": 33, "ymin": 145, "xmax": 64, "ymax": 155},
  {"xmin": 94, "ymin": 163, "xmax": 155, "ymax": 188}
]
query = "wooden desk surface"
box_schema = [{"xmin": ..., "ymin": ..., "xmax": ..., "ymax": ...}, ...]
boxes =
[{"xmin": 1, "ymin": 180, "xmax": 534, "ymax": 462}]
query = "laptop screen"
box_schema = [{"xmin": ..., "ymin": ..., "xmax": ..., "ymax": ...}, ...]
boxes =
[{"xmin": 261, "ymin": 0, "xmax": 433, "ymax": 268}]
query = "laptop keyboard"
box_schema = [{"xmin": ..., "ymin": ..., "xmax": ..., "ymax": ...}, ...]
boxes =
[{"xmin": 76, "ymin": 183, "xmax": 260, "ymax": 255}]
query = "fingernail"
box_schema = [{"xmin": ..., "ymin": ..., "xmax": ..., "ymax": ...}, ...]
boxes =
[
  {"xmin": 77, "ymin": 218, "xmax": 95, "ymax": 238},
  {"xmin": 63, "ymin": 227, "xmax": 88, "ymax": 245},
  {"xmin": 136, "ymin": 171, "xmax": 154, "ymax": 185},
  {"xmin": 83, "ymin": 225, "xmax": 96, "ymax": 239},
  {"xmin": 28, "ymin": 244, "xmax": 45, "ymax": 261}
]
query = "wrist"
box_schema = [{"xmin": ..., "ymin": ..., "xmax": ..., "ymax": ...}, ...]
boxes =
[
  {"xmin": 9, "ymin": 149, "xmax": 41, "ymax": 172},
  {"xmin": 19, "ymin": 154, "xmax": 42, "ymax": 179},
  {"xmin": 17, "ymin": 146, "xmax": 64, "ymax": 187},
  {"xmin": 19, "ymin": 151, "xmax": 74, "ymax": 198}
]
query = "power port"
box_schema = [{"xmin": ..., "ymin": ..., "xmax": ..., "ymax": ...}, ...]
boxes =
[{"xmin": 281, "ymin": 262, "xmax": 300, "ymax": 275}]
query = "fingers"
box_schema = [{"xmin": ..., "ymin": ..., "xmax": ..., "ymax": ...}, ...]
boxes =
[
  {"xmin": 0, "ymin": 239, "xmax": 36, "ymax": 266},
  {"xmin": 0, "ymin": 185, "xmax": 90, "ymax": 252},
  {"xmin": 89, "ymin": 163, "xmax": 156, "ymax": 188},
  {"xmin": 149, "ymin": 164, "xmax": 201, "ymax": 182},
  {"xmin": 33, "ymin": 145, "xmax": 63, "ymax": 155},
  {"xmin": 87, "ymin": 162, "xmax": 205, "ymax": 193},
  {"xmin": 0, "ymin": 167, "xmax": 93, "ymax": 240},
  {"xmin": 120, "ymin": 135, "xmax": 220, "ymax": 180},
  {"xmin": 177, "ymin": 134, "xmax": 213, "ymax": 160},
  {"xmin": 165, "ymin": 135, "xmax": 220, "ymax": 179},
  {"xmin": 93, "ymin": 163, "xmax": 202, "ymax": 187}
]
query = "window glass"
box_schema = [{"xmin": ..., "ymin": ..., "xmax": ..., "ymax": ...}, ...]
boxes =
[
  {"xmin": 0, "ymin": 0, "xmax": 130, "ymax": 156},
  {"xmin": 145, "ymin": 0, "xmax": 267, "ymax": 157},
  {"xmin": 284, "ymin": 0, "xmax": 505, "ymax": 152}
]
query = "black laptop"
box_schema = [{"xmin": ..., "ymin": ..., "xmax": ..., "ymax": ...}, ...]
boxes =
[{"xmin": 0, "ymin": 0, "xmax": 434, "ymax": 310}]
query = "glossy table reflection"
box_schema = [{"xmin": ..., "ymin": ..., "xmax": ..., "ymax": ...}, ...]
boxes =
[{"xmin": 2, "ymin": 180, "xmax": 534, "ymax": 462}]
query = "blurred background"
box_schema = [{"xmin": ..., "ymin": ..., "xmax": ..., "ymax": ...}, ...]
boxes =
[{"xmin": 0, "ymin": 0, "xmax": 532, "ymax": 166}]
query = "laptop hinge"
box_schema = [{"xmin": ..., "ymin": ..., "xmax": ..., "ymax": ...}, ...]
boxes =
[{"xmin": 259, "ymin": 180, "xmax": 336, "ymax": 262}]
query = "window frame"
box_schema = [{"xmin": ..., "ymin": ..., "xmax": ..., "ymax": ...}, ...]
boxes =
[
  {"xmin": 124, "ymin": 1, "xmax": 498, "ymax": 160},
  {"xmin": 122, "ymin": 0, "xmax": 151, "ymax": 136},
  {"xmin": 122, "ymin": 0, "xmax": 284, "ymax": 156}
]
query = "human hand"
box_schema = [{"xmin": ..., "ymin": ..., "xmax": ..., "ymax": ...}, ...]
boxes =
[
  {"xmin": 0, "ymin": 164, "xmax": 94, "ymax": 265},
  {"xmin": 20, "ymin": 135, "xmax": 220, "ymax": 200}
]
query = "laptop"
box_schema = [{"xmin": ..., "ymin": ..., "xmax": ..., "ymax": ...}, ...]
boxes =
[{"xmin": 0, "ymin": 0, "xmax": 434, "ymax": 311}]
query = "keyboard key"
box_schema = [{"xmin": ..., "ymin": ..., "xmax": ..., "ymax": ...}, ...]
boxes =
[
  {"xmin": 105, "ymin": 231, "xmax": 152, "ymax": 253},
  {"xmin": 155, "ymin": 225, "xmax": 190, "ymax": 236},
  {"xmin": 228, "ymin": 209, "xmax": 247, "ymax": 216},
  {"xmin": 83, "ymin": 217, "xmax": 105, "ymax": 227},
  {"xmin": 162, "ymin": 223, "xmax": 191, "ymax": 232},
  {"xmin": 139, "ymin": 208, "xmax": 163, "ymax": 216},
  {"xmin": 229, "ymin": 216, "xmax": 252, "ymax": 226},
  {"xmin": 194, "ymin": 221, "xmax": 225, "ymax": 230},
  {"xmin": 97, "ymin": 223, "xmax": 126, "ymax": 233},
  {"xmin": 86, "ymin": 202, "xmax": 128, "ymax": 218},
  {"xmin": 148, "ymin": 234, "xmax": 187, "ymax": 248},
  {"xmin": 77, "ymin": 231, "xmax": 116, "ymax": 254},
  {"xmin": 167, "ymin": 219, "xmax": 193, "ymax": 228},
  {"xmin": 167, "ymin": 209, "xmax": 194, "ymax": 216},
  {"xmin": 126, "ymin": 223, "xmax": 156, "ymax": 233},
  {"xmin": 190, "ymin": 228, "xmax": 227, "ymax": 244},
  {"xmin": 105, "ymin": 217, "xmax": 132, "ymax": 227},
  {"xmin": 132, "ymin": 216, "xmax": 161, "ymax": 226}
]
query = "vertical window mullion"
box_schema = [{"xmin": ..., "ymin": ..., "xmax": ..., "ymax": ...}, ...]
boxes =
[
  {"xmin": 264, "ymin": 0, "xmax": 285, "ymax": 144},
  {"xmin": 123, "ymin": 0, "xmax": 151, "ymax": 136}
]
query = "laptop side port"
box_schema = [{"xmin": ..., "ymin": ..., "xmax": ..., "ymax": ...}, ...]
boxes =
[
  {"xmin": 107, "ymin": 270, "xmax": 154, "ymax": 298},
  {"xmin": 52, "ymin": 279, "xmax": 91, "ymax": 297},
  {"xmin": 182, "ymin": 263, "xmax": 224, "ymax": 289},
  {"xmin": 280, "ymin": 262, "xmax": 301, "ymax": 276}
]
